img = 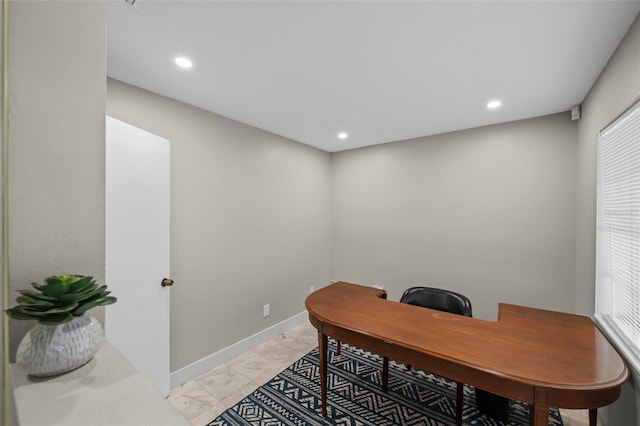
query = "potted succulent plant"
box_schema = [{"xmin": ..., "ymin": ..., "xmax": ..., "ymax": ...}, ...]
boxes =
[{"xmin": 6, "ymin": 274, "xmax": 117, "ymax": 376}]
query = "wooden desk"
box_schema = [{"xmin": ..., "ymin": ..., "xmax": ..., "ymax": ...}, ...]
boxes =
[{"xmin": 305, "ymin": 282, "xmax": 628, "ymax": 426}]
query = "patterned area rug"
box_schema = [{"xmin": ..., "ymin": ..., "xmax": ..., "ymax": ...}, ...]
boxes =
[{"xmin": 209, "ymin": 340, "xmax": 563, "ymax": 425}]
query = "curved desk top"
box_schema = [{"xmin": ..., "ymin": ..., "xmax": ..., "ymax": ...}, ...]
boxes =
[{"xmin": 305, "ymin": 282, "xmax": 628, "ymax": 425}]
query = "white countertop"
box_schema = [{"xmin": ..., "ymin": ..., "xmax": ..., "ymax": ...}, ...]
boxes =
[{"xmin": 9, "ymin": 340, "xmax": 189, "ymax": 426}]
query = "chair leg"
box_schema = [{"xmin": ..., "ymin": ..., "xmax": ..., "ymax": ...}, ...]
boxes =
[
  {"xmin": 589, "ymin": 408, "xmax": 597, "ymax": 426},
  {"xmin": 336, "ymin": 340, "xmax": 341, "ymax": 355},
  {"xmin": 455, "ymin": 382, "xmax": 463, "ymax": 425},
  {"xmin": 382, "ymin": 356, "xmax": 389, "ymax": 392}
]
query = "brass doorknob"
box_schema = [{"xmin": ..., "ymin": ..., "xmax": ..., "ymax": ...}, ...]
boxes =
[{"xmin": 161, "ymin": 278, "xmax": 174, "ymax": 287}]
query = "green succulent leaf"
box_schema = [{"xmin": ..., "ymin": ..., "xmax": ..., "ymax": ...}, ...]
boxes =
[
  {"xmin": 54, "ymin": 275, "xmax": 78, "ymax": 286},
  {"xmin": 41, "ymin": 303, "xmax": 79, "ymax": 314},
  {"xmin": 19, "ymin": 303, "xmax": 79, "ymax": 317},
  {"xmin": 15, "ymin": 296, "xmax": 55, "ymax": 308},
  {"xmin": 77, "ymin": 285, "xmax": 108, "ymax": 300},
  {"xmin": 5, "ymin": 307, "xmax": 38, "ymax": 321},
  {"xmin": 69, "ymin": 276, "xmax": 95, "ymax": 293},
  {"xmin": 38, "ymin": 312, "xmax": 74, "ymax": 325},
  {"xmin": 58, "ymin": 285, "xmax": 104, "ymax": 304},
  {"xmin": 73, "ymin": 296, "xmax": 117, "ymax": 316},
  {"xmin": 82, "ymin": 291, "xmax": 111, "ymax": 303},
  {"xmin": 58, "ymin": 290, "xmax": 93, "ymax": 303},
  {"xmin": 6, "ymin": 274, "xmax": 117, "ymax": 322},
  {"xmin": 11, "ymin": 306, "xmax": 50, "ymax": 317},
  {"xmin": 40, "ymin": 280, "xmax": 68, "ymax": 297},
  {"xmin": 44, "ymin": 276, "xmax": 64, "ymax": 286},
  {"xmin": 30, "ymin": 282, "xmax": 46, "ymax": 291},
  {"xmin": 17, "ymin": 289, "xmax": 57, "ymax": 301}
]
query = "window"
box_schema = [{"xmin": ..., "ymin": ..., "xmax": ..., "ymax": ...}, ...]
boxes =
[{"xmin": 595, "ymin": 98, "xmax": 640, "ymax": 372}]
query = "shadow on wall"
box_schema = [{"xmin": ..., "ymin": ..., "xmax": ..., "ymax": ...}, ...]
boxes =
[{"xmin": 601, "ymin": 373, "xmax": 638, "ymax": 426}]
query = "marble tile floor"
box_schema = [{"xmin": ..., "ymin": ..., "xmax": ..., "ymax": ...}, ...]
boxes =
[{"xmin": 167, "ymin": 321, "xmax": 596, "ymax": 426}]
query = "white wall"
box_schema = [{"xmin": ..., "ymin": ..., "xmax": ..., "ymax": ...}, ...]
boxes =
[
  {"xmin": 332, "ymin": 113, "xmax": 577, "ymax": 320},
  {"xmin": 7, "ymin": 0, "xmax": 106, "ymax": 358},
  {"xmin": 107, "ymin": 79, "xmax": 332, "ymax": 371},
  {"xmin": 576, "ymin": 13, "xmax": 640, "ymax": 426}
]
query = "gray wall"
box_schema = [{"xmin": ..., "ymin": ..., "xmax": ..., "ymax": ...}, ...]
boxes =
[
  {"xmin": 1, "ymin": 0, "xmax": 5, "ymax": 421},
  {"xmin": 6, "ymin": 1, "xmax": 635, "ymax": 421},
  {"xmin": 331, "ymin": 113, "xmax": 577, "ymax": 320},
  {"xmin": 107, "ymin": 79, "xmax": 332, "ymax": 370},
  {"xmin": 6, "ymin": 0, "xmax": 106, "ymax": 358},
  {"xmin": 575, "ymin": 13, "xmax": 640, "ymax": 315},
  {"xmin": 575, "ymin": 13, "xmax": 640, "ymax": 426}
]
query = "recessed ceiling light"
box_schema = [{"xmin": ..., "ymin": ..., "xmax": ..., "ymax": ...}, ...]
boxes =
[
  {"xmin": 487, "ymin": 100, "xmax": 502, "ymax": 109},
  {"xmin": 337, "ymin": 132, "xmax": 348, "ymax": 140},
  {"xmin": 175, "ymin": 57, "xmax": 193, "ymax": 68}
]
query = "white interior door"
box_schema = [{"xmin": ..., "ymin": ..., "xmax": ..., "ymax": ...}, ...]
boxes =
[{"xmin": 105, "ymin": 116, "xmax": 171, "ymax": 396}]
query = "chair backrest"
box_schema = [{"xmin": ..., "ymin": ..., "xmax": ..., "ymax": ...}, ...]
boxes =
[{"xmin": 400, "ymin": 286, "xmax": 472, "ymax": 317}]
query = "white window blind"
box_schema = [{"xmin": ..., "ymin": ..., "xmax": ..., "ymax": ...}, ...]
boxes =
[{"xmin": 596, "ymin": 98, "xmax": 640, "ymax": 370}]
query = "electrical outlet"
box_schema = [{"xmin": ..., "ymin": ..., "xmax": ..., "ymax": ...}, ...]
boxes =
[
  {"xmin": 309, "ymin": 286, "xmax": 315, "ymax": 294},
  {"xmin": 263, "ymin": 304, "xmax": 270, "ymax": 317}
]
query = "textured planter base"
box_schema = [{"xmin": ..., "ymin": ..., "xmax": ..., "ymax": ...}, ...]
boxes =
[{"xmin": 16, "ymin": 315, "xmax": 104, "ymax": 377}]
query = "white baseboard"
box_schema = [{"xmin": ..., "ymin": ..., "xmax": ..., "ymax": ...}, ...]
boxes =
[{"xmin": 170, "ymin": 310, "xmax": 308, "ymax": 390}]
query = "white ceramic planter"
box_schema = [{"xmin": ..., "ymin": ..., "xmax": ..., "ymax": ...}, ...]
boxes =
[{"xmin": 16, "ymin": 315, "xmax": 104, "ymax": 377}]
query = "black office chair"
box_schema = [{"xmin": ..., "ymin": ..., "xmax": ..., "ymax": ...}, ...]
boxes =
[
  {"xmin": 400, "ymin": 286, "xmax": 472, "ymax": 316},
  {"xmin": 383, "ymin": 286, "xmax": 472, "ymax": 426}
]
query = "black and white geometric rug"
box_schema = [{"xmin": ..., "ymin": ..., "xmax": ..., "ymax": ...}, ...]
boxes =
[{"xmin": 208, "ymin": 340, "xmax": 563, "ymax": 425}]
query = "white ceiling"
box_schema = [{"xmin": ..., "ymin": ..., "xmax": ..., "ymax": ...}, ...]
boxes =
[{"xmin": 107, "ymin": 0, "xmax": 640, "ymax": 152}]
